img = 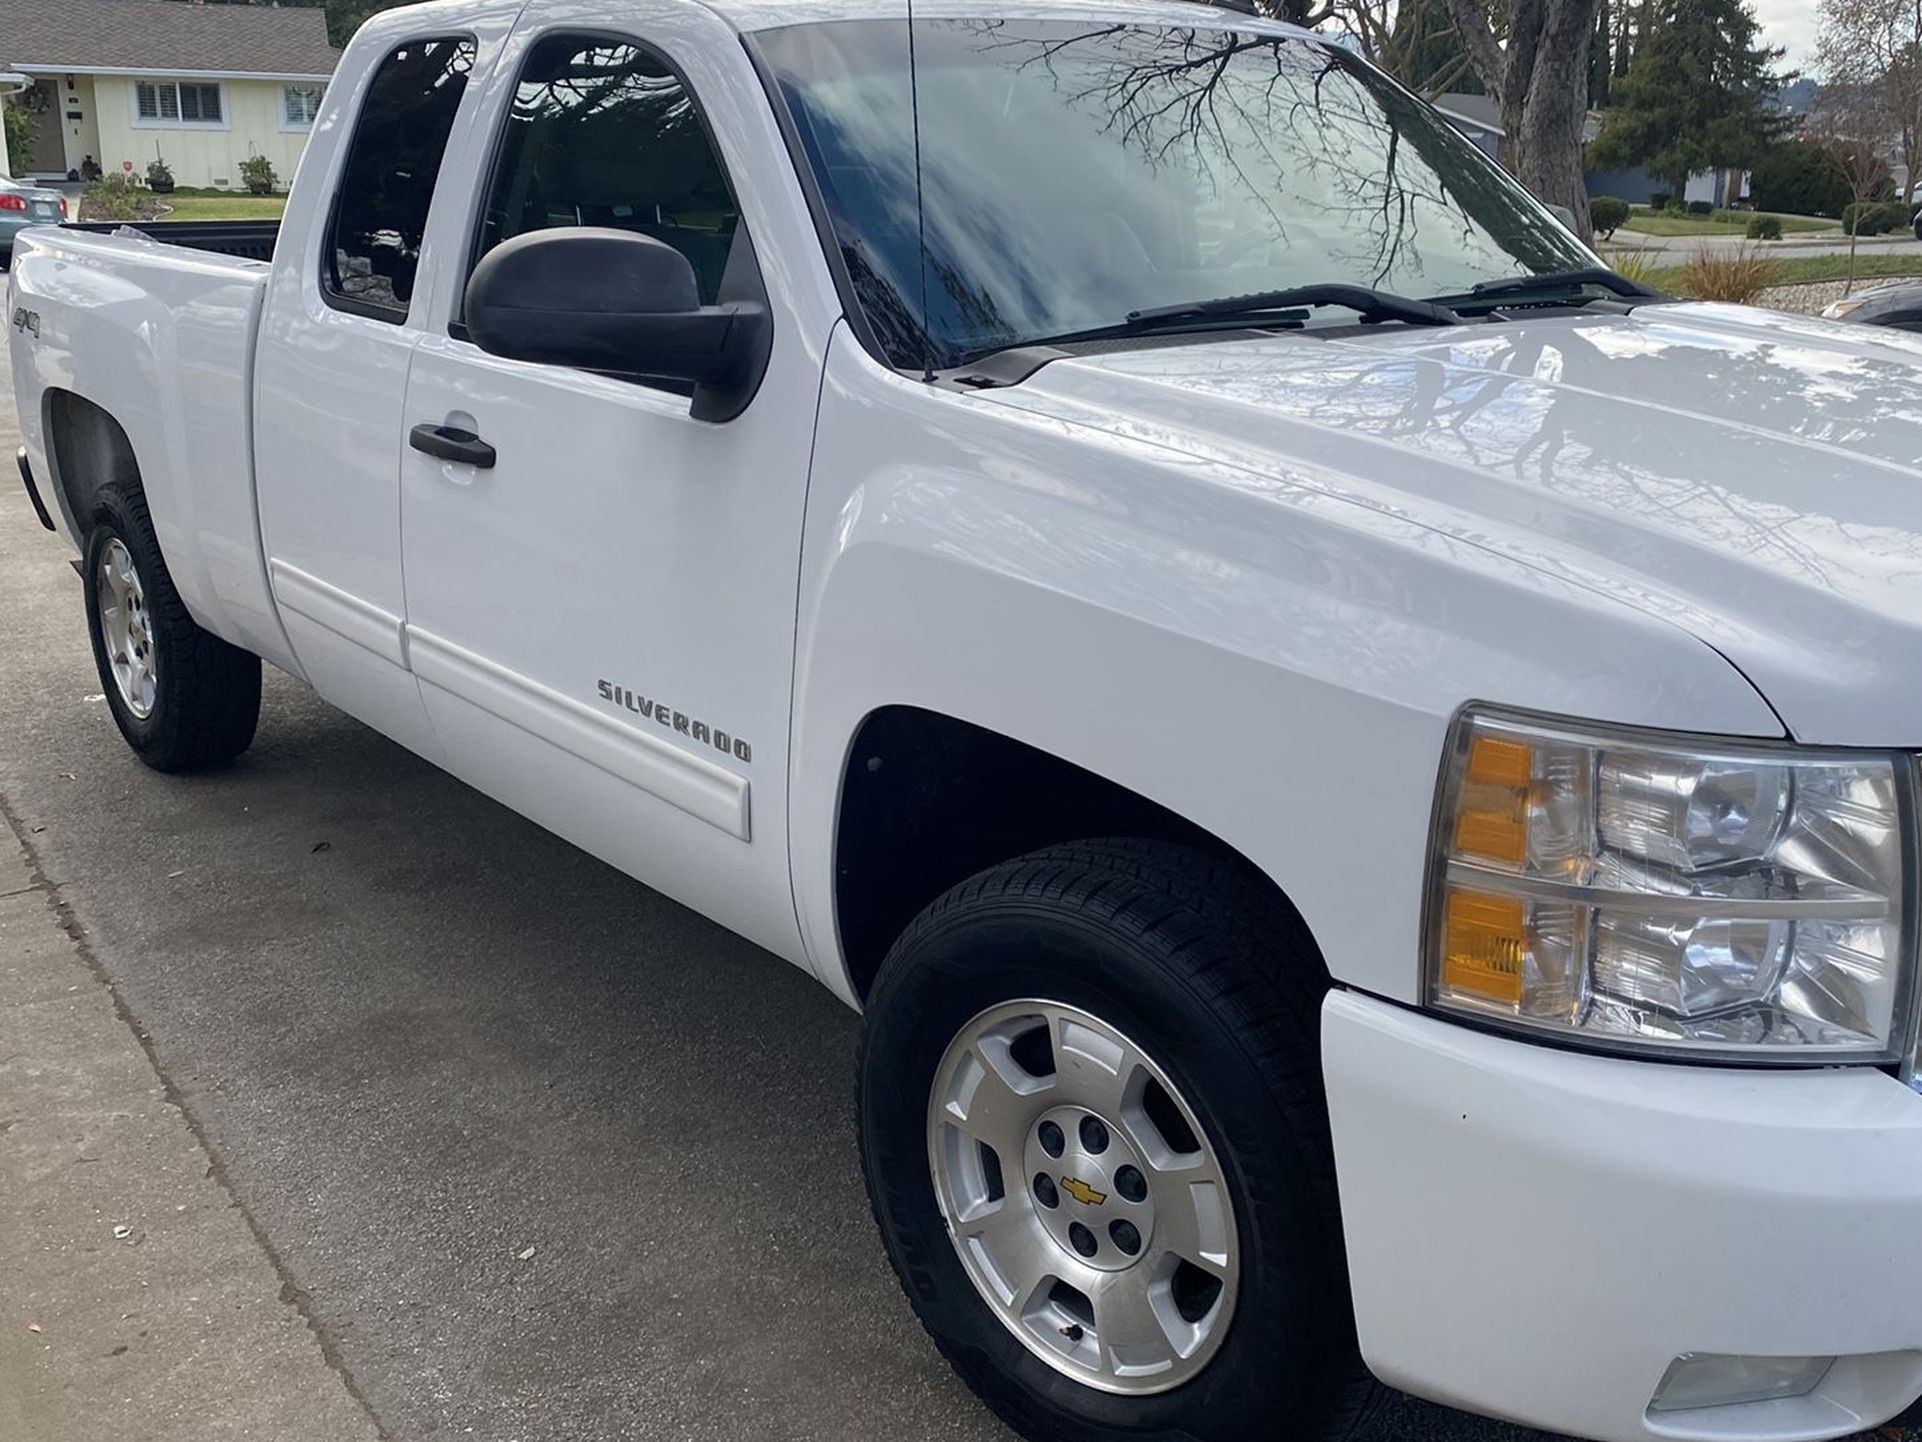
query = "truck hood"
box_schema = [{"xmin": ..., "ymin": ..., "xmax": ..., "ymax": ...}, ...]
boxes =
[{"xmin": 982, "ymin": 301, "xmax": 1922, "ymax": 746}]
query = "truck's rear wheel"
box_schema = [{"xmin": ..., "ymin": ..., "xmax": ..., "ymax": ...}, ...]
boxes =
[
  {"xmin": 859, "ymin": 839, "xmax": 1383, "ymax": 1442},
  {"xmin": 84, "ymin": 487, "xmax": 260, "ymax": 772}
]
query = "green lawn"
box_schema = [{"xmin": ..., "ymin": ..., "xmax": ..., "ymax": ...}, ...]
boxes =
[
  {"xmin": 153, "ymin": 194, "xmax": 287, "ymax": 222},
  {"xmin": 1619, "ymin": 208, "xmax": 1839, "ymax": 237},
  {"xmin": 1645, "ymin": 252, "xmax": 1922, "ymax": 293}
]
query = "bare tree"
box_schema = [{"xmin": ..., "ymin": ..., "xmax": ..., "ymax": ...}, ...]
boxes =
[
  {"xmin": 1808, "ymin": 84, "xmax": 1897, "ymax": 291},
  {"xmin": 1818, "ymin": 0, "xmax": 1922, "ymax": 204},
  {"xmin": 1438, "ymin": 0, "xmax": 1608, "ymax": 236},
  {"xmin": 1205, "ymin": 0, "xmax": 1480, "ymax": 91}
]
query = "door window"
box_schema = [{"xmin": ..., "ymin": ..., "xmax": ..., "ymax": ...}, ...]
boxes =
[
  {"xmin": 323, "ymin": 37, "xmax": 476, "ymax": 321},
  {"xmin": 471, "ymin": 35, "xmax": 742, "ymax": 306}
]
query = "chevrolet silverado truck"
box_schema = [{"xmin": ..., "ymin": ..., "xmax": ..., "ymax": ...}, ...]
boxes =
[{"xmin": 13, "ymin": 3, "xmax": 1922, "ymax": 1440}]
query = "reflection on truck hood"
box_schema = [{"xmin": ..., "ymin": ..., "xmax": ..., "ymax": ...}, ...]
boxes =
[{"xmin": 982, "ymin": 301, "xmax": 1922, "ymax": 747}]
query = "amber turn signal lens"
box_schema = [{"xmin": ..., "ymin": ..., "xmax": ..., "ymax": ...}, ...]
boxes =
[
  {"xmin": 1452, "ymin": 735, "xmax": 1533, "ymax": 865},
  {"xmin": 1441, "ymin": 889, "xmax": 1527, "ymax": 1006}
]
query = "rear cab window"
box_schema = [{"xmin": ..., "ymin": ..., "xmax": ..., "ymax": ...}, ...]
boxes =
[{"xmin": 323, "ymin": 36, "xmax": 477, "ymax": 322}]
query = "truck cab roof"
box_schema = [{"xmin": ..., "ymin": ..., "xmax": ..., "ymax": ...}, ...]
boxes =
[{"xmin": 667, "ymin": 0, "xmax": 1312, "ymax": 36}]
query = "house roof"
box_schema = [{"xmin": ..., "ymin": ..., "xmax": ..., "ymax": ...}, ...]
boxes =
[
  {"xmin": 1433, "ymin": 91, "xmax": 1503, "ymax": 135},
  {"xmin": 2, "ymin": 0, "xmax": 339, "ymax": 81}
]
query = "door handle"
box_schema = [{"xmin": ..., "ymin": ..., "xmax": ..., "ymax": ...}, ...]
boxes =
[{"xmin": 409, "ymin": 422, "xmax": 497, "ymax": 470}]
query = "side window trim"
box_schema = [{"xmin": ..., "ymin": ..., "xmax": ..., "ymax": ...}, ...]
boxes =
[
  {"xmin": 320, "ymin": 32, "xmax": 478, "ymax": 327},
  {"xmin": 448, "ymin": 26, "xmax": 752, "ymax": 343}
]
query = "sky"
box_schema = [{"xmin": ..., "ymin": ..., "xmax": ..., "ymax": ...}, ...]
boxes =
[{"xmin": 1750, "ymin": 0, "xmax": 1820, "ymax": 76}]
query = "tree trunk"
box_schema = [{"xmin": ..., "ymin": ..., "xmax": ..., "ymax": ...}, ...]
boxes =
[
  {"xmin": 1442, "ymin": 0, "xmax": 1607, "ymax": 240},
  {"xmin": 1512, "ymin": 36, "xmax": 1599, "ymax": 235}
]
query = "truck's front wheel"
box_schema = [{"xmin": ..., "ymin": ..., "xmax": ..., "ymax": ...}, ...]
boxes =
[
  {"xmin": 859, "ymin": 840, "xmax": 1383, "ymax": 1442},
  {"xmin": 84, "ymin": 488, "xmax": 261, "ymax": 772}
]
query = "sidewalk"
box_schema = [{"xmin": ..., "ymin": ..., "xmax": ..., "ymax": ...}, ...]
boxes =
[{"xmin": 0, "ymin": 810, "xmax": 382, "ymax": 1442}]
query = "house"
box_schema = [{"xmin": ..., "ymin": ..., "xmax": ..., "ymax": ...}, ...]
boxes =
[
  {"xmin": 0, "ymin": 0, "xmax": 338, "ymax": 190},
  {"xmin": 1432, "ymin": 92, "xmax": 1503, "ymax": 162},
  {"xmin": 1584, "ymin": 166, "xmax": 1751, "ymax": 209}
]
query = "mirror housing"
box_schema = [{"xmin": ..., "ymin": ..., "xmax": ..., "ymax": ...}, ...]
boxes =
[{"xmin": 464, "ymin": 228, "xmax": 771, "ymax": 421}]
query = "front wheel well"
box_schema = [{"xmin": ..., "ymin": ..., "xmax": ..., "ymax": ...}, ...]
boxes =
[{"xmin": 832, "ymin": 706, "xmax": 1326, "ymax": 1003}]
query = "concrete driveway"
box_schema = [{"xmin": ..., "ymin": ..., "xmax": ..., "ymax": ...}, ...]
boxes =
[{"xmin": 0, "ymin": 350, "xmax": 1906, "ymax": 1442}]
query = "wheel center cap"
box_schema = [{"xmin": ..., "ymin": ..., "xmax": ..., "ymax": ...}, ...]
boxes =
[{"xmin": 1023, "ymin": 1105, "xmax": 1152, "ymax": 1272}]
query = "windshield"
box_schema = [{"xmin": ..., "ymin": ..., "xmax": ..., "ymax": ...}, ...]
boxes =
[{"xmin": 754, "ymin": 17, "xmax": 1595, "ymax": 369}]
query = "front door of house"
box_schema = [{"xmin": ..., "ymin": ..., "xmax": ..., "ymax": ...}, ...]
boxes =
[{"xmin": 26, "ymin": 81, "xmax": 64, "ymax": 174}]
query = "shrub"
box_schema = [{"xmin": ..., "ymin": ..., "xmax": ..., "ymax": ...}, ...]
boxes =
[
  {"xmin": 238, "ymin": 154, "xmax": 278, "ymax": 196},
  {"xmin": 1610, "ymin": 249, "xmax": 1665, "ymax": 289},
  {"xmin": 1675, "ymin": 245, "xmax": 1781, "ymax": 303},
  {"xmin": 1649, "ymin": 191, "xmax": 1672, "ymax": 211},
  {"xmin": 1663, "ymin": 199, "xmax": 1688, "ymax": 218},
  {"xmin": 2, "ymin": 106, "xmax": 36, "ymax": 177},
  {"xmin": 80, "ymin": 174, "xmax": 149, "ymax": 223},
  {"xmin": 1745, "ymin": 214, "xmax": 1783, "ymax": 240},
  {"xmin": 1843, "ymin": 200, "xmax": 1911, "ymax": 235},
  {"xmin": 145, "ymin": 157, "xmax": 174, "ymax": 193},
  {"xmin": 1686, "ymin": 199, "xmax": 1715, "ymax": 216},
  {"xmin": 1751, "ymin": 141, "xmax": 1853, "ymax": 217},
  {"xmin": 1590, "ymin": 196, "xmax": 1631, "ymax": 238}
]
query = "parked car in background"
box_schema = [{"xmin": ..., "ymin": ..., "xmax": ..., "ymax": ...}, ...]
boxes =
[
  {"xmin": 0, "ymin": 178, "xmax": 66, "ymax": 264},
  {"xmin": 1824, "ymin": 280, "xmax": 1922, "ymax": 332},
  {"xmin": 15, "ymin": 3, "xmax": 1922, "ymax": 1442}
]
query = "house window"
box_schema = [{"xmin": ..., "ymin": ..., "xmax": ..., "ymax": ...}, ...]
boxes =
[
  {"xmin": 133, "ymin": 80, "xmax": 225, "ymax": 127},
  {"xmin": 283, "ymin": 85, "xmax": 322, "ymax": 129}
]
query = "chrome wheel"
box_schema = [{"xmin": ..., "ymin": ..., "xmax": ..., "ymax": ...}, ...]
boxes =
[
  {"xmin": 927, "ymin": 1000, "xmax": 1239, "ymax": 1395},
  {"xmin": 96, "ymin": 537, "xmax": 157, "ymax": 719}
]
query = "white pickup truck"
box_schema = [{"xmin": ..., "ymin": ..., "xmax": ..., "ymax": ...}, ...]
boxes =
[{"xmin": 13, "ymin": 2, "xmax": 1922, "ymax": 1440}]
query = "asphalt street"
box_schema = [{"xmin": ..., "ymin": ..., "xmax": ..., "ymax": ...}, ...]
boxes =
[
  {"xmin": 0, "ymin": 350, "xmax": 1902, "ymax": 1442},
  {"xmin": 1602, "ymin": 230, "xmax": 1922, "ymax": 258}
]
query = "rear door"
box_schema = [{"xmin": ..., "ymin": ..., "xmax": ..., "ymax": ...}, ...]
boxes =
[
  {"xmin": 253, "ymin": 9, "xmax": 516, "ymax": 758},
  {"xmin": 394, "ymin": 9, "xmax": 837, "ymax": 961}
]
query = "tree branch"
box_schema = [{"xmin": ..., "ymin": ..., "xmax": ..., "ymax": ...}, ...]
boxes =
[{"xmin": 1438, "ymin": 0, "xmax": 1510, "ymax": 102}]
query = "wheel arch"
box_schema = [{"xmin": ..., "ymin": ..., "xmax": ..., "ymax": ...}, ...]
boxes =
[
  {"xmin": 830, "ymin": 705, "xmax": 1330, "ymax": 1006},
  {"xmin": 43, "ymin": 387, "xmax": 144, "ymax": 535}
]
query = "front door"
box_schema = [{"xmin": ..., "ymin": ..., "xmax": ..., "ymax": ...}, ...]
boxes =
[
  {"xmin": 398, "ymin": 22, "xmax": 822, "ymax": 958},
  {"xmin": 26, "ymin": 81, "xmax": 64, "ymax": 175}
]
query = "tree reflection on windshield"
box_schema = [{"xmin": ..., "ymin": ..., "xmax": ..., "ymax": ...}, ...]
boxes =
[{"xmin": 756, "ymin": 18, "xmax": 1592, "ymax": 368}]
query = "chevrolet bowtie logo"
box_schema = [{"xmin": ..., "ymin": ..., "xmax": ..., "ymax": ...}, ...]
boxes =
[{"xmin": 1060, "ymin": 1176, "xmax": 1107, "ymax": 1207}]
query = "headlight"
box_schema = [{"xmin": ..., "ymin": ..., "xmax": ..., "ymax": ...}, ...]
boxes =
[{"xmin": 1426, "ymin": 709, "xmax": 1916, "ymax": 1061}]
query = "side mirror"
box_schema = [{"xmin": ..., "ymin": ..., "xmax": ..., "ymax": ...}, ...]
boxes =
[
  {"xmin": 1547, "ymin": 203, "xmax": 1579, "ymax": 233},
  {"xmin": 464, "ymin": 228, "xmax": 771, "ymax": 421}
]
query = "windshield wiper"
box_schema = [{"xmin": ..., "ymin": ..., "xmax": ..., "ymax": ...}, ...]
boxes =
[
  {"xmin": 1428, "ymin": 267, "xmax": 1665, "ymax": 312},
  {"xmin": 1127, "ymin": 283, "xmax": 1463, "ymax": 329},
  {"xmin": 958, "ymin": 282, "xmax": 1464, "ymax": 372}
]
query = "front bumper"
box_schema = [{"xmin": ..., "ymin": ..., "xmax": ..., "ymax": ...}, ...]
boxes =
[{"xmin": 1324, "ymin": 991, "xmax": 1922, "ymax": 1442}]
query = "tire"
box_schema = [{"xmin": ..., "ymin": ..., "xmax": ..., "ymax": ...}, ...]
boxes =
[
  {"xmin": 859, "ymin": 839, "xmax": 1383, "ymax": 1442},
  {"xmin": 83, "ymin": 486, "xmax": 261, "ymax": 772}
]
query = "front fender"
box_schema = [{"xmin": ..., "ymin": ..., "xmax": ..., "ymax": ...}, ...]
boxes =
[{"xmin": 789, "ymin": 330, "xmax": 1781, "ymax": 1006}]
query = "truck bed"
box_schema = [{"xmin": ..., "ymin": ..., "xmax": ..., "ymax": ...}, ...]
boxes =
[
  {"xmin": 8, "ymin": 223, "xmax": 289, "ymax": 670},
  {"xmin": 60, "ymin": 219, "xmax": 278, "ymax": 264}
]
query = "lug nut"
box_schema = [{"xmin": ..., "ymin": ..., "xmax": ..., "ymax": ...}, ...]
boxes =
[
  {"xmin": 1034, "ymin": 1173, "xmax": 1060, "ymax": 1209},
  {"xmin": 1079, "ymin": 1116, "xmax": 1110, "ymax": 1154},
  {"xmin": 1068, "ymin": 1222, "xmax": 1098, "ymax": 1258},
  {"xmin": 1114, "ymin": 1165, "xmax": 1147, "ymax": 1203},
  {"xmin": 1109, "ymin": 1219, "xmax": 1142, "ymax": 1255},
  {"xmin": 1037, "ymin": 1120, "xmax": 1065, "ymax": 1158}
]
